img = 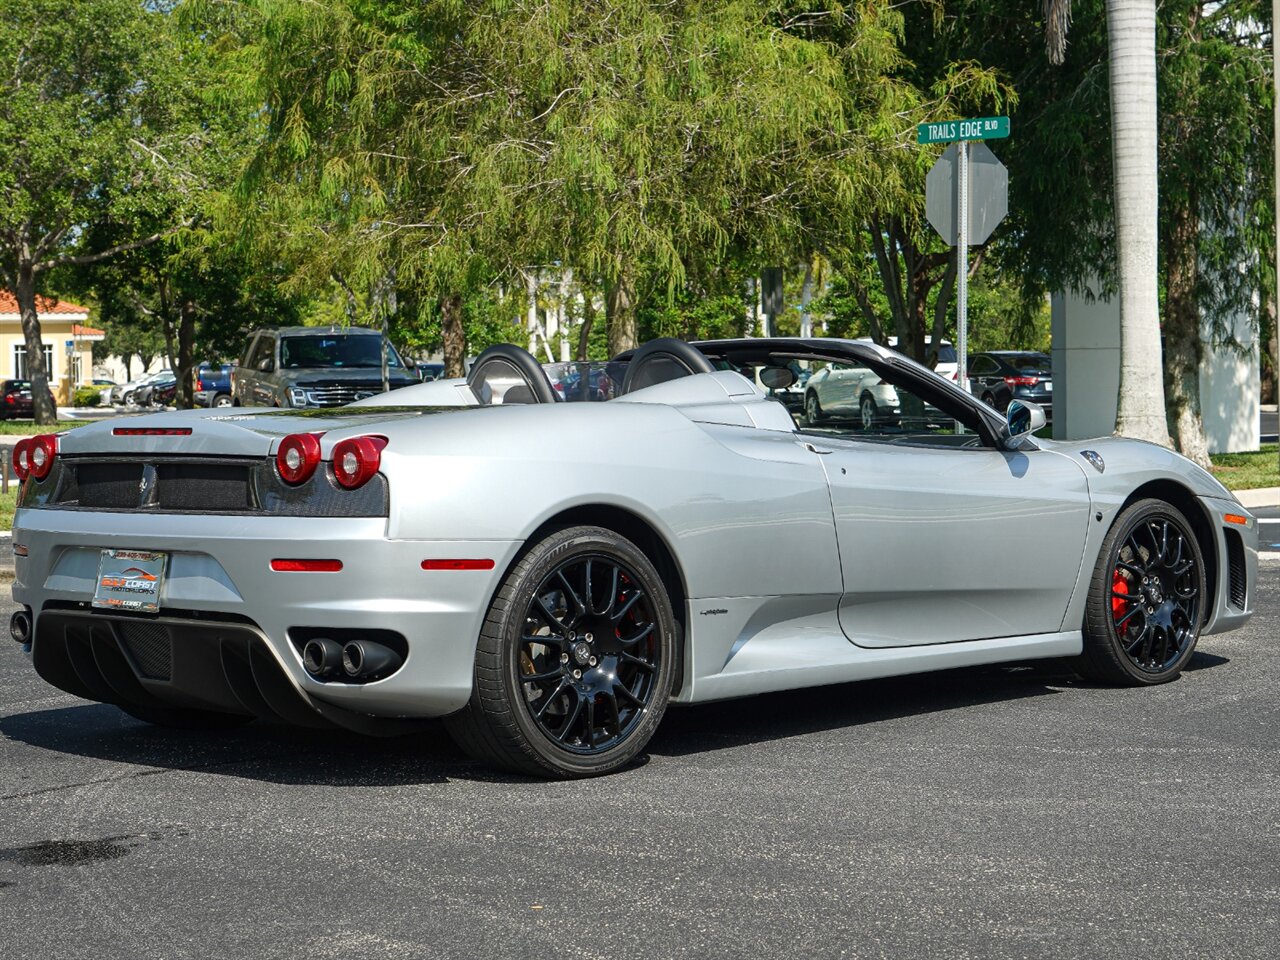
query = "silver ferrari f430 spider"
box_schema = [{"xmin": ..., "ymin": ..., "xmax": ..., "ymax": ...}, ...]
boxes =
[{"xmin": 10, "ymin": 337, "xmax": 1259, "ymax": 777}]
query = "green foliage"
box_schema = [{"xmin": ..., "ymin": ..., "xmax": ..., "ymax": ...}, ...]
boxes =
[
  {"xmin": 73, "ymin": 385, "xmax": 105, "ymax": 407},
  {"xmin": 639, "ymin": 294, "xmax": 752, "ymax": 344}
]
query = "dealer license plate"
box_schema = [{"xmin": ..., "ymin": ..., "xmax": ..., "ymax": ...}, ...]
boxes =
[{"xmin": 92, "ymin": 549, "xmax": 167, "ymax": 613}]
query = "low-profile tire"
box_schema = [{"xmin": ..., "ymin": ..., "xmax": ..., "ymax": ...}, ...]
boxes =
[
  {"xmin": 1075, "ymin": 498, "xmax": 1207, "ymax": 685},
  {"xmin": 805, "ymin": 391, "xmax": 825, "ymax": 423},
  {"xmin": 118, "ymin": 702, "xmax": 253, "ymax": 731},
  {"xmin": 859, "ymin": 393, "xmax": 879, "ymax": 431},
  {"xmin": 445, "ymin": 525, "xmax": 677, "ymax": 778}
]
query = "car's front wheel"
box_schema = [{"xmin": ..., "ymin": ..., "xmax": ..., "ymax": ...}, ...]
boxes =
[
  {"xmin": 1076, "ymin": 498, "xmax": 1207, "ymax": 685},
  {"xmin": 446, "ymin": 525, "xmax": 677, "ymax": 778}
]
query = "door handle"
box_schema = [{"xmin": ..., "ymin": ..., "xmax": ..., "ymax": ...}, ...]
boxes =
[{"xmin": 799, "ymin": 441, "xmax": 833, "ymax": 455}]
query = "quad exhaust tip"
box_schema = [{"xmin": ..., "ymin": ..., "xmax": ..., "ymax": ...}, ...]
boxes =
[
  {"xmin": 301, "ymin": 637, "xmax": 344, "ymax": 678},
  {"xmin": 302, "ymin": 636, "xmax": 403, "ymax": 682},
  {"xmin": 10, "ymin": 610, "xmax": 31, "ymax": 645},
  {"xmin": 340, "ymin": 639, "xmax": 401, "ymax": 680}
]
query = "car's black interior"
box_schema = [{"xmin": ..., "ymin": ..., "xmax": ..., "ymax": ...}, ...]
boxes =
[{"xmin": 463, "ymin": 339, "xmax": 1010, "ymax": 449}]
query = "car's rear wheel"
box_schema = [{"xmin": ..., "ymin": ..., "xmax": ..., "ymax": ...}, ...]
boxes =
[
  {"xmin": 446, "ymin": 525, "xmax": 677, "ymax": 778},
  {"xmin": 805, "ymin": 392, "xmax": 824, "ymax": 423},
  {"xmin": 213, "ymin": 393, "xmax": 232, "ymax": 408},
  {"xmin": 859, "ymin": 393, "xmax": 878, "ymax": 430},
  {"xmin": 1076, "ymin": 498, "xmax": 1206, "ymax": 685}
]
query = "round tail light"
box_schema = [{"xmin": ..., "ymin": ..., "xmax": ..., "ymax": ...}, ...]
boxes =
[
  {"xmin": 331, "ymin": 436, "xmax": 387, "ymax": 489},
  {"xmin": 29, "ymin": 434, "xmax": 58, "ymax": 481},
  {"xmin": 276, "ymin": 433, "xmax": 323, "ymax": 485},
  {"xmin": 12, "ymin": 437, "xmax": 32, "ymax": 480}
]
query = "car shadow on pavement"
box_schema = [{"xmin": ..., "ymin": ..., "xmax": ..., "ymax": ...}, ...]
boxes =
[
  {"xmin": 0, "ymin": 652, "xmax": 1230, "ymax": 786},
  {"xmin": 646, "ymin": 650, "xmax": 1230, "ymax": 758},
  {"xmin": 0, "ymin": 703, "xmax": 504, "ymax": 790}
]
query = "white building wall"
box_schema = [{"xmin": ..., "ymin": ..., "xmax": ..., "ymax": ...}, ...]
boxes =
[{"xmin": 1051, "ymin": 285, "xmax": 1260, "ymax": 453}]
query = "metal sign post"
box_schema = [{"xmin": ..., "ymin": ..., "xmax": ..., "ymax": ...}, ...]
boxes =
[
  {"xmin": 921, "ymin": 117, "xmax": 1009, "ymax": 405},
  {"xmin": 956, "ymin": 141, "xmax": 969, "ymax": 395}
]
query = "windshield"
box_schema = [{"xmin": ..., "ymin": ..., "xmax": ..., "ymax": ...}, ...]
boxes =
[
  {"xmin": 281, "ymin": 335, "xmax": 407, "ymax": 370},
  {"xmin": 1009, "ymin": 353, "xmax": 1052, "ymax": 374}
]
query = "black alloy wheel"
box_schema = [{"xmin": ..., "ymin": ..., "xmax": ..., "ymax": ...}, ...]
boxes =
[
  {"xmin": 1077, "ymin": 498, "xmax": 1206, "ymax": 685},
  {"xmin": 446, "ymin": 526, "xmax": 677, "ymax": 777},
  {"xmin": 518, "ymin": 555, "xmax": 661, "ymax": 753}
]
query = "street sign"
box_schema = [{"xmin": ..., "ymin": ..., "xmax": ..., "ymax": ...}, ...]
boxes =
[
  {"xmin": 926, "ymin": 142, "xmax": 1008, "ymax": 246},
  {"xmin": 916, "ymin": 116, "xmax": 1009, "ymax": 145}
]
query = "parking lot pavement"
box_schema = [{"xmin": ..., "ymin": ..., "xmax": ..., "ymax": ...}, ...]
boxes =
[{"xmin": 0, "ymin": 567, "xmax": 1277, "ymax": 960}]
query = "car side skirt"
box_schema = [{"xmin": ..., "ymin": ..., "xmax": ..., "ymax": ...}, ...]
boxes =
[{"xmin": 676, "ymin": 594, "xmax": 1081, "ymax": 703}]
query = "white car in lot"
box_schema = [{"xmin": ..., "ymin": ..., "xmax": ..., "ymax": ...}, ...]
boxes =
[{"xmin": 804, "ymin": 361, "xmax": 901, "ymax": 428}]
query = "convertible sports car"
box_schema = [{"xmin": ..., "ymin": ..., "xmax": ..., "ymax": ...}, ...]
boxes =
[{"xmin": 9, "ymin": 337, "xmax": 1260, "ymax": 777}]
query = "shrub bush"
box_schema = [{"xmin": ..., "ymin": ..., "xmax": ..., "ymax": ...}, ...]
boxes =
[{"xmin": 73, "ymin": 385, "xmax": 104, "ymax": 407}]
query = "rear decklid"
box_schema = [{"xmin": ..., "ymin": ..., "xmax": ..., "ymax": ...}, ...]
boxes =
[{"xmin": 55, "ymin": 406, "xmax": 436, "ymax": 458}]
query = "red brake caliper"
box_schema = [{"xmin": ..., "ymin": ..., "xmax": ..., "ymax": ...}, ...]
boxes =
[{"xmin": 1111, "ymin": 570, "xmax": 1130, "ymax": 620}]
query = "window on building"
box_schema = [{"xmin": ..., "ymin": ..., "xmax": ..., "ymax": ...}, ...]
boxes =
[{"xmin": 13, "ymin": 344, "xmax": 54, "ymax": 381}]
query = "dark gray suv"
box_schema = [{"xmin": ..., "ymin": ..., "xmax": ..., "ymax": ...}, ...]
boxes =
[{"xmin": 232, "ymin": 326, "xmax": 418, "ymax": 408}]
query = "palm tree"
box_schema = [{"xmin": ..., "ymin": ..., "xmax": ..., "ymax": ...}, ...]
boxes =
[{"xmin": 1045, "ymin": 0, "xmax": 1170, "ymax": 444}]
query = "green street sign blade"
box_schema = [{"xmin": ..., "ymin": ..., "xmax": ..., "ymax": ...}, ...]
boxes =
[{"xmin": 917, "ymin": 116, "xmax": 1010, "ymax": 145}]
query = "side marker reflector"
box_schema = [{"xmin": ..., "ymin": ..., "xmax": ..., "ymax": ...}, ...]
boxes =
[
  {"xmin": 13, "ymin": 544, "xmax": 28, "ymax": 557},
  {"xmin": 421, "ymin": 559, "xmax": 496, "ymax": 571},
  {"xmin": 1224, "ymin": 514, "xmax": 1249, "ymax": 526},
  {"xmin": 270, "ymin": 559, "xmax": 343, "ymax": 572}
]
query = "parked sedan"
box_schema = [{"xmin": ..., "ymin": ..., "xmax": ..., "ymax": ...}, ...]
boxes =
[
  {"xmin": 0, "ymin": 380, "xmax": 56, "ymax": 420},
  {"xmin": 968, "ymin": 351, "xmax": 1053, "ymax": 418},
  {"xmin": 136, "ymin": 373, "xmax": 178, "ymax": 407}
]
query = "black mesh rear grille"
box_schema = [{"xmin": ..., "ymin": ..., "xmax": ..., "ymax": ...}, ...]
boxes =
[
  {"xmin": 25, "ymin": 457, "xmax": 388, "ymax": 517},
  {"xmin": 117, "ymin": 621, "xmax": 172, "ymax": 680},
  {"xmin": 155, "ymin": 462, "xmax": 251, "ymax": 511},
  {"xmin": 77, "ymin": 462, "xmax": 144, "ymax": 508},
  {"xmin": 1225, "ymin": 528, "xmax": 1247, "ymax": 608}
]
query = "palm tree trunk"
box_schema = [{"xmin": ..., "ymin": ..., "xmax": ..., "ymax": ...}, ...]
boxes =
[{"xmin": 1108, "ymin": 0, "xmax": 1170, "ymax": 444}]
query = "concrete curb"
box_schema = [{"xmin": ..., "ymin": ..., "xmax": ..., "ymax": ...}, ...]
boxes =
[{"xmin": 1235, "ymin": 487, "xmax": 1280, "ymax": 509}]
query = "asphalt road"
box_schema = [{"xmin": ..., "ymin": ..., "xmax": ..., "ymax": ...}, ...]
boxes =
[{"xmin": 1, "ymin": 568, "xmax": 1278, "ymax": 960}]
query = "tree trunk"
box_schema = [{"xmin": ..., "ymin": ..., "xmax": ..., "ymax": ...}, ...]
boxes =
[
  {"xmin": 176, "ymin": 299, "xmax": 198, "ymax": 409},
  {"xmin": 605, "ymin": 274, "xmax": 637, "ymax": 356},
  {"xmin": 577, "ymin": 285, "xmax": 596, "ymax": 361},
  {"xmin": 15, "ymin": 264, "xmax": 57, "ymax": 425},
  {"xmin": 1109, "ymin": 0, "xmax": 1170, "ymax": 444},
  {"xmin": 1161, "ymin": 196, "xmax": 1210, "ymax": 466},
  {"xmin": 440, "ymin": 293, "xmax": 466, "ymax": 378}
]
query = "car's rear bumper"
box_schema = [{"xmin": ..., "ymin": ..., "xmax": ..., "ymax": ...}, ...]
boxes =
[{"xmin": 12, "ymin": 509, "xmax": 521, "ymax": 719}]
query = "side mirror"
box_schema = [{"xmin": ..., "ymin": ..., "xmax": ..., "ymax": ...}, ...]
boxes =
[
  {"xmin": 257, "ymin": 358, "xmax": 274, "ymax": 373},
  {"xmin": 1005, "ymin": 399, "xmax": 1047, "ymax": 447},
  {"xmin": 759, "ymin": 366, "xmax": 796, "ymax": 391}
]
